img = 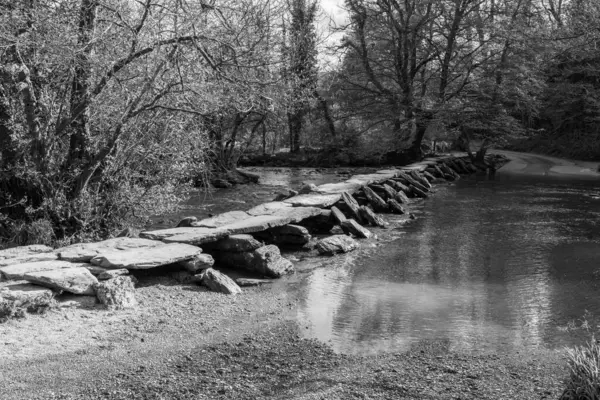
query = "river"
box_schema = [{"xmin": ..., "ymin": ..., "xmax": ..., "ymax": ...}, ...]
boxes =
[
  {"xmin": 295, "ymin": 152, "xmax": 600, "ymax": 355},
  {"xmin": 160, "ymin": 153, "xmax": 600, "ymax": 356}
]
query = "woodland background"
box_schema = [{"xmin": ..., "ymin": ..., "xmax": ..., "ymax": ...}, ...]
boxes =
[{"xmin": 1, "ymin": 0, "xmax": 599, "ymax": 244}]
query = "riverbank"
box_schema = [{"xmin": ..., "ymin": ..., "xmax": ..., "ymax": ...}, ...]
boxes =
[{"xmin": 0, "ymin": 152, "xmax": 576, "ymax": 399}]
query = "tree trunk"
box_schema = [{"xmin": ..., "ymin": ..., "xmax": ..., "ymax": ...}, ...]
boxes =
[
  {"xmin": 67, "ymin": 0, "xmax": 98, "ymax": 165},
  {"xmin": 288, "ymin": 110, "xmax": 303, "ymax": 153}
]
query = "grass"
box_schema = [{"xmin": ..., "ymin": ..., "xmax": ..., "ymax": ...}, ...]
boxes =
[{"xmin": 561, "ymin": 337, "xmax": 600, "ymax": 400}]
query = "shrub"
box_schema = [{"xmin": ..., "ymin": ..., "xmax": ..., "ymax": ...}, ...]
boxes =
[{"xmin": 561, "ymin": 338, "xmax": 600, "ymax": 400}]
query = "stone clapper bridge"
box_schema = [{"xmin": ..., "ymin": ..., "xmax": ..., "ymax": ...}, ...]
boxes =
[{"xmin": 0, "ymin": 154, "xmax": 491, "ymax": 311}]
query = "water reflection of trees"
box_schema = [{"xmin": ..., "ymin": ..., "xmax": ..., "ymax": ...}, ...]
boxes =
[{"xmin": 296, "ymin": 181, "xmax": 600, "ymax": 354}]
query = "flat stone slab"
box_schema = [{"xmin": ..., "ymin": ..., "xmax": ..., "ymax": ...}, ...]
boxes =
[
  {"xmin": 314, "ymin": 181, "xmax": 363, "ymax": 195},
  {"xmin": 141, "ymin": 227, "xmax": 230, "ymax": 244},
  {"xmin": 57, "ymin": 238, "xmax": 162, "ymax": 262},
  {"xmin": 0, "ymin": 252, "xmax": 58, "ymax": 267},
  {"xmin": 0, "ymin": 245, "xmax": 54, "ymax": 260},
  {"xmin": 348, "ymin": 174, "xmax": 389, "ymax": 185},
  {"xmin": 0, "ymin": 260, "xmax": 90, "ymax": 280},
  {"xmin": 90, "ymin": 243, "xmax": 202, "ymax": 269},
  {"xmin": 0, "ymin": 280, "xmax": 55, "ymax": 305},
  {"xmin": 191, "ymin": 210, "xmax": 251, "ymax": 228},
  {"xmin": 246, "ymin": 202, "xmax": 293, "ymax": 216},
  {"xmin": 24, "ymin": 267, "xmax": 98, "ymax": 295},
  {"xmin": 283, "ymin": 193, "xmax": 342, "ymax": 208},
  {"xmin": 219, "ymin": 215, "xmax": 292, "ymax": 235}
]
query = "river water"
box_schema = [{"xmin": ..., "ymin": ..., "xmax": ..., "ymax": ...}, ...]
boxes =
[
  {"xmin": 294, "ymin": 167, "xmax": 600, "ymax": 355},
  {"xmin": 162, "ymin": 161, "xmax": 600, "ymax": 356}
]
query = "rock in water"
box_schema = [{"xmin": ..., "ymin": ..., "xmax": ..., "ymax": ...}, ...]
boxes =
[
  {"xmin": 179, "ymin": 254, "xmax": 215, "ymax": 273},
  {"xmin": 362, "ymin": 186, "xmax": 388, "ymax": 212},
  {"xmin": 255, "ymin": 224, "xmax": 311, "ymax": 246},
  {"xmin": 219, "ymin": 245, "xmax": 293, "ymax": 278},
  {"xmin": 298, "ymin": 183, "xmax": 318, "ymax": 194},
  {"xmin": 24, "ymin": 267, "xmax": 98, "ymax": 295},
  {"xmin": 316, "ymin": 235, "xmax": 359, "ymax": 255},
  {"xmin": 198, "ymin": 268, "xmax": 241, "ymax": 295},
  {"xmin": 95, "ymin": 276, "xmax": 137, "ymax": 310},
  {"xmin": 340, "ymin": 219, "xmax": 372, "ymax": 239},
  {"xmin": 235, "ymin": 278, "xmax": 275, "ymax": 287},
  {"xmin": 359, "ymin": 206, "xmax": 388, "ymax": 228},
  {"xmin": 387, "ymin": 198, "xmax": 407, "ymax": 214},
  {"xmin": 90, "ymin": 243, "xmax": 203, "ymax": 269},
  {"xmin": 342, "ymin": 192, "xmax": 363, "ymax": 224},
  {"xmin": 330, "ymin": 206, "xmax": 347, "ymax": 225}
]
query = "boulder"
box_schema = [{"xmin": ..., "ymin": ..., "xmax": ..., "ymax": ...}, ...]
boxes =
[
  {"xmin": 90, "ymin": 243, "xmax": 203, "ymax": 269},
  {"xmin": 381, "ymin": 184, "xmax": 399, "ymax": 200},
  {"xmin": 362, "ymin": 186, "xmax": 388, "ymax": 212},
  {"xmin": 97, "ymin": 269, "xmax": 129, "ymax": 280},
  {"xmin": 394, "ymin": 190, "xmax": 411, "ymax": 205},
  {"xmin": 0, "ymin": 245, "xmax": 54, "ymax": 260},
  {"xmin": 297, "ymin": 210, "xmax": 335, "ymax": 233},
  {"xmin": 298, "ymin": 183, "xmax": 318, "ymax": 194},
  {"xmin": 330, "ymin": 206, "xmax": 347, "ymax": 225},
  {"xmin": 213, "ymin": 234, "xmax": 263, "ymax": 252},
  {"xmin": 0, "ymin": 280, "xmax": 55, "ymax": 307},
  {"xmin": 283, "ymin": 193, "xmax": 342, "ymax": 208},
  {"xmin": 177, "ymin": 216, "xmax": 198, "ymax": 227},
  {"xmin": 359, "ymin": 206, "xmax": 388, "ymax": 228},
  {"xmin": 235, "ymin": 278, "xmax": 275, "ymax": 287},
  {"xmin": 273, "ymin": 189, "xmax": 298, "ymax": 201},
  {"xmin": 340, "ymin": 219, "xmax": 372, "ymax": 239},
  {"xmin": 386, "ymin": 179, "xmax": 411, "ymax": 195},
  {"xmin": 219, "ymin": 245, "xmax": 294, "ymax": 278},
  {"xmin": 316, "ymin": 235, "xmax": 359, "ymax": 255},
  {"xmin": 342, "ymin": 192, "xmax": 363, "ymax": 224},
  {"xmin": 24, "ymin": 267, "xmax": 98, "ymax": 295},
  {"xmin": 57, "ymin": 238, "xmax": 163, "ymax": 262},
  {"xmin": 95, "ymin": 276, "xmax": 137, "ymax": 310},
  {"xmin": 409, "ymin": 170, "xmax": 432, "ymax": 190},
  {"xmin": 255, "ymin": 224, "xmax": 311, "ymax": 246},
  {"xmin": 410, "ymin": 184, "xmax": 428, "ymax": 198},
  {"xmin": 1, "ymin": 260, "xmax": 90, "ymax": 280},
  {"xmin": 179, "ymin": 254, "xmax": 215, "ymax": 273},
  {"xmin": 387, "ymin": 198, "xmax": 407, "ymax": 214},
  {"xmin": 197, "ymin": 268, "xmax": 241, "ymax": 295},
  {"xmin": 422, "ymin": 171, "xmax": 436, "ymax": 182}
]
